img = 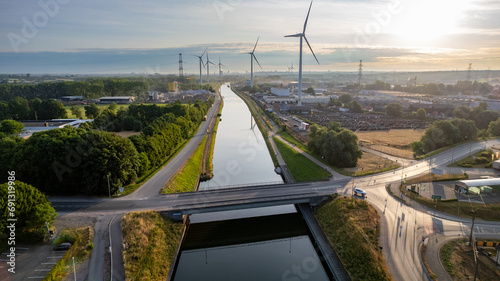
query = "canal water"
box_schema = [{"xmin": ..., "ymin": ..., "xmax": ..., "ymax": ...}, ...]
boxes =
[{"xmin": 171, "ymin": 84, "xmax": 330, "ymax": 281}]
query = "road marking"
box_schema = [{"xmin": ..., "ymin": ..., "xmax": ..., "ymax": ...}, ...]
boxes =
[
  {"xmin": 35, "ymin": 269, "xmax": 52, "ymax": 271},
  {"xmin": 47, "ymin": 256, "xmax": 64, "ymax": 258},
  {"xmin": 28, "ymin": 277, "xmax": 46, "ymax": 279},
  {"xmin": 41, "ymin": 262, "xmax": 58, "ymax": 265}
]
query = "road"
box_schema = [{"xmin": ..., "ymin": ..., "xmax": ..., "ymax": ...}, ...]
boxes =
[{"xmin": 50, "ymin": 85, "xmax": 500, "ymax": 281}]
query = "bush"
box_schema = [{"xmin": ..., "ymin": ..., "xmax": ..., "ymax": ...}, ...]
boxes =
[{"xmin": 475, "ymin": 157, "xmax": 489, "ymax": 164}]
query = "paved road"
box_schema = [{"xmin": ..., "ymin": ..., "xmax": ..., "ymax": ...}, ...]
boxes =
[{"xmin": 50, "ymin": 85, "xmax": 500, "ymax": 281}]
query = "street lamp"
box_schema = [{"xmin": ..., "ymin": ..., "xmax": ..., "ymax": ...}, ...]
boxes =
[
  {"xmin": 107, "ymin": 173, "xmax": 111, "ymax": 198},
  {"xmin": 72, "ymin": 257, "xmax": 77, "ymax": 281}
]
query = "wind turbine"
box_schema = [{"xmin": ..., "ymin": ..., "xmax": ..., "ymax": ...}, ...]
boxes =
[
  {"xmin": 247, "ymin": 37, "xmax": 262, "ymax": 88},
  {"xmin": 290, "ymin": 62, "xmax": 295, "ymax": 73},
  {"xmin": 194, "ymin": 48, "xmax": 207, "ymax": 84},
  {"xmin": 218, "ymin": 57, "xmax": 224, "ymax": 79},
  {"xmin": 206, "ymin": 52, "xmax": 215, "ymax": 83},
  {"xmin": 285, "ymin": 0, "xmax": 320, "ymax": 106}
]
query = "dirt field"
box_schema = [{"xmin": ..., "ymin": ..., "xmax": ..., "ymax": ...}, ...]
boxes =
[
  {"xmin": 356, "ymin": 129, "xmax": 425, "ymax": 159},
  {"xmin": 441, "ymin": 239, "xmax": 500, "ymax": 280},
  {"xmin": 344, "ymin": 151, "xmax": 400, "ymax": 175},
  {"xmin": 115, "ymin": 131, "xmax": 141, "ymax": 138}
]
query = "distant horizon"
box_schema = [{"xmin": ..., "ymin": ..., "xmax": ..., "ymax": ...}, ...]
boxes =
[{"xmin": 2, "ymin": 0, "xmax": 499, "ymax": 73}]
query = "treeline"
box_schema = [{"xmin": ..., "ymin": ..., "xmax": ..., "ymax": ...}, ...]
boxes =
[
  {"xmin": 0, "ymin": 99, "xmax": 212, "ymax": 195},
  {"xmin": 0, "ymin": 97, "xmax": 67, "ymax": 120},
  {"xmin": 0, "ymin": 79, "xmax": 149, "ymax": 101},
  {"xmin": 308, "ymin": 121, "xmax": 362, "ymax": 167},
  {"xmin": 412, "ymin": 102, "xmax": 500, "ymax": 157}
]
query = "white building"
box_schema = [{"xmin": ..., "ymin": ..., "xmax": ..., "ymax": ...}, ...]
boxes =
[
  {"xmin": 300, "ymin": 95, "xmax": 331, "ymax": 104},
  {"xmin": 270, "ymin": 87, "xmax": 291, "ymax": 97}
]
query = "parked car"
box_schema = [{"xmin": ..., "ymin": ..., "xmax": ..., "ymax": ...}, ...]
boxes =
[
  {"xmin": 53, "ymin": 242, "xmax": 72, "ymax": 251},
  {"xmin": 354, "ymin": 188, "xmax": 366, "ymax": 197}
]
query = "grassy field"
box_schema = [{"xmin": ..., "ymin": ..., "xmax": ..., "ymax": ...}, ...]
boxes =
[
  {"xmin": 279, "ymin": 130, "xmax": 309, "ymax": 151},
  {"xmin": 441, "ymin": 239, "xmax": 500, "ymax": 280},
  {"xmin": 356, "ymin": 129, "xmax": 425, "ymax": 159},
  {"xmin": 344, "ymin": 151, "xmax": 400, "ymax": 176},
  {"xmin": 315, "ymin": 195, "xmax": 392, "ymax": 281},
  {"xmin": 64, "ymin": 104, "xmax": 131, "ymax": 118},
  {"xmin": 161, "ymin": 136, "xmax": 207, "ymax": 194},
  {"xmin": 44, "ymin": 227, "xmax": 94, "ymax": 281},
  {"xmin": 115, "ymin": 131, "xmax": 141, "ymax": 138},
  {"xmin": 121, "ymin": 211, "xmax": 183, "ymax": 281},
  {"xmin": 274, "ymin": 137, "xmax": 331, "ymax": 182},
  {"xmin": 449, "ymin": 149, "xmax": 495, "ymax": 168}
]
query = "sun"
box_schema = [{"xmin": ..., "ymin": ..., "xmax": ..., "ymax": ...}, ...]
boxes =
[{"xmin": 388, "ymin": 0, "xmax": 471, "ymax": 45}]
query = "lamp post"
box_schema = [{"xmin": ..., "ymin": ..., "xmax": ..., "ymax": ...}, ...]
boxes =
[
  {"xmin": 72, "ymin": 257, "xmax": 77, "ymax": 281},
  {"xmin": 107, "ymin": 173, "xmax": 111, "ymax": 198},
  {"xmin": 469, "ymin": 210, "xmax": 476, "ymax": 244}
]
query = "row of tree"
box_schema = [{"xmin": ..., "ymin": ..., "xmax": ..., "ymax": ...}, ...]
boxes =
[
  {"xmin": 0, "ymin": 79, "xmax": 149, "ymax": 101},
  {"xmin": 0, "ymin": 97, "xmax": 67, "ymax": 121},
  {"xmin": 0, "ymin": 99, "xmax": 212, "ymax": 195},
  {"xmin": 412, "ymin": 118, "xmax": 478, "ymax": 156},
  {"xmin": 308, "ymin": 121, "xmax": 363, "ymax": 167}
]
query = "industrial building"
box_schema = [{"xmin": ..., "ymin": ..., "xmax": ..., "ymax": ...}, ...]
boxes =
[{"xmin": 98, "ymin": 96, "xmax": 135, "ymax": 104}]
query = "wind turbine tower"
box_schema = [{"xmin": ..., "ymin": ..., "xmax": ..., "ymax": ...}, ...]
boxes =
[
  {"xmin": 358, "ymin": 60, "xmax": 363, "ymax": 85},
  {"xmin": 247, "ymin": 37, "xmax": 262, "ymax": 88},
  {"xmin": 218, "ymin": 57, "xmax": 224, "ymax": 79},
  {"xmin": 206, "ymin": 52, "xmax": 215, "ymax": 83},
  {"xmin": 285, "ymin": 1, "xmax": 320, "ymax": 106},
  {"xmin": 195, "ymin": 48, "xmax": 207, "ymax": 84},
  {"xmin": 179, "ymin": 53, "xmax": 184, "ymax": 78},
  {"xmin": 290, "ymin": 62, "xmax": 295, "ymax": 73}
]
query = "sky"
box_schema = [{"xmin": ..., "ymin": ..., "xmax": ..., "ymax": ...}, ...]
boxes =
[{"xmin": 1, "ymin": 0, "xmax": 499, "ymax": 74}]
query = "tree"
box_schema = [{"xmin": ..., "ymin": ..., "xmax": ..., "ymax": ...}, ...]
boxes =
[
  {"xmin": 0, "ymin": 119, "xmax": 24, "ymax": 134},
  {"xmin": 386, "ymin": 103, "xmax": 403, "ymax": 117},
  {"xmin": 305, "ymin": 87, "xmax": 315, "ymax": 95},
  {"xmin": 452, "ymin": 105, "xmax": 472, "ymax": 119},
  {"xmin": 348, "ymin": 100, "xmax": 363, "ymax": 113},
  {"xmin": 308, "ymin": 121, "xmax": 362, "ymax": 167},
  {"xmin": 38, "ymin": 99, "xmax": 68, "ymax": 120},
  {"xmin": 8, "ymin": 97, "xmax": 30, "ymax": 120},
  {"xmin": 0, "ymin": 101, "xmax": 10, "ymax": 120},
  {"xmin": 339, "ymin": 94, "xmax": 352, "ymax": 104},
  {"xmin": 416, "ymin": 108, "xmax": 426, "ymax": 120},
  {"xmin": 84, "ymin": 103, "xmax": 101, "ymax": 118},
  {"xmin": 108, "ymin": 102, "xmax": 118, "ymax": 111},
  {"xmin": 487, "ymin": 117, "xmax": 500, "ymax": 137},
  {"xmin": 71, "ymin": 106, "xmax": 84, "ymax": 119},
  {"xmin": 474, "ymin": 110, "xmax": 500, "ymax": 130},
  {"xmin": 0, "ymin": 181, "xmax": 57, "ymax": 242}
]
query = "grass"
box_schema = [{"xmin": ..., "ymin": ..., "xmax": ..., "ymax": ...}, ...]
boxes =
[
  {"xmin": 162, "ymin": 136, "xmax": 207, "ymax": 194},
  {"xmin": 274, "ymin": 137, "xmax": 331, "ymax": 182},
  {"xmin": 398, "ymin": 182, "xmax": 500, "ymax": 221},
  {"xmin": 65, "ymin": 104, "xmax": 131, "ymax": 119},
  {"xmin": 44, "ymin": 227, "xmax": 94, "ymax": 281},
  {"xmin": 206, "ymin": 92, "xmax": 223, "ymax": 173},
  {"xmin": 121, "ymin": 211, "xmax": 184, "ymax": 281},
  {"xmin": 344, "ymin": 152, "xmax": 400, "ymax": 176},
  {"xmin": 440, "ymin": 239, "xmax": 500, "ymax": 280},
  {"xmin": 449, "ymin": 149, "xmax": 495, "ymax": 168},
  {"xmin": 314, "ymin": 195, "xmax": 392, "ymax": 281},
  {"xmin": 279, "ymin": 130, "xmax": 308, "ymax": 151},
  {"xmin": 408, "ymin": 172, "xmax": 468, "ymax": 183}
]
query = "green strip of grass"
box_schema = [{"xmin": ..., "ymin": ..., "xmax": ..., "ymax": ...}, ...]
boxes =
[
  {"xmin": 274, "ymin": 137, "xmax": 331, "ymax": 182},
  {"xmin": 279, "ymin": 130, "xmax": 308, "ymax": 151},
  {"xmin": 314, "ymin": 195, "xmax": 392, "ymax": 281},
  {"xmin": 44, "ymin": 227, "xmax": 94, "ymax": 281},
  {"xmin": 161, "ymin": 136, "xmax": 207, "ymax": 194},
  {"xmin": 121, "ymin": 211, "xmax": 183, "ymax": 281}
]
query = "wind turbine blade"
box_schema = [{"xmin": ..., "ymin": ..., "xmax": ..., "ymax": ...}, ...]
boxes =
[
  {"xmin": 285, "ymin": 33, "xmax": 302, "ymax": 38},
  {"xmin": 201, "ymin": 47, "xmax": 207, "ymax": 57},
  {"xmin": 253, "ymin": 54, "xmax": 262, "ymax": 69},
  {"xmin": 304, "ymin": 35, "xmax": 320, "ymax": 65},
  {"xmin": 252, "ymin": 36, "xmax": 260, "ymax": 53},
  {"xmin": 303, "ymin": 1, "xmax": 313, "ymax": 33}
]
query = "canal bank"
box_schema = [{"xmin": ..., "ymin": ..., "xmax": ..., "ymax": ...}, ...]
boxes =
[{"xmin": 169, "ymin": 84, "xmax": 333, "ymax": 280}]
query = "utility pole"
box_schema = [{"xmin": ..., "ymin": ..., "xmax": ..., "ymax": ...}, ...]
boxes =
[
  {"xmin": 178, "ymin": 53, "xmax": 184, "ymax": 79},
  {"xmin": 469, "ymin": 210, "xmax": 476, "ymax": 243},
  {"xmin": 72, "ymin": 257, "xmax": 77, "ymax": 281}
]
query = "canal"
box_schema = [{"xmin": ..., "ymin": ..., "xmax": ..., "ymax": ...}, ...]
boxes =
[{"xmin": 171, "ymin": 83, "xmax": 331, "ymax": 280}]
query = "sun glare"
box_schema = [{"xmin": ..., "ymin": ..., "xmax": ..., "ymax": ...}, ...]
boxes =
[{"xmin": 389, "ymin": 0, "xmax": 471, "ymax": 45}]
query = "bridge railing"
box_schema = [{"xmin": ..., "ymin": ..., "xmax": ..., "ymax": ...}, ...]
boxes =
[{"xmin": 199, "ymin": 181, "xmax": 284, "ymax": 191}]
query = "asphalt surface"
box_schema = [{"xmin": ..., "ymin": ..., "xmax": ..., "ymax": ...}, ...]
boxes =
[{"xmin": 48, "ymin": 86, "xmax": 500, "ymax": 281}]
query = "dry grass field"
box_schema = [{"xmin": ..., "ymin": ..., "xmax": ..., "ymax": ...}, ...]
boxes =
[
  {"xmin": 344, "ymin": 152, "xmax": 400, "ymax": 175},
  {"xmin": 356, "ymin": 129, "xmax": 426, "ymax": 159}
]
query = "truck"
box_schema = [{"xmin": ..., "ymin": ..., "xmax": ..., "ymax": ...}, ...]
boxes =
[{"xmin": 299, "ymin": 122, "xmax": 310, "ymax": 131}]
